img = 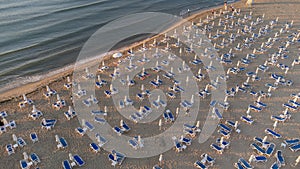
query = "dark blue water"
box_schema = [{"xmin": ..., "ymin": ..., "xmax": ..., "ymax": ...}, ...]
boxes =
[{"xmin": 0, "ymin": 0, "xmax": 238, "ymax": 93}]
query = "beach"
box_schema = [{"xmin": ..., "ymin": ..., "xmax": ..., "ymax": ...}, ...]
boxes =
[{"xmin": 1, "ymin": 0, "xmax": 300, "ymax": 169}]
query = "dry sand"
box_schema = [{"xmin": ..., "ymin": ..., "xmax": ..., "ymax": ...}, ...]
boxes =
[{"xmin": 0, "ymin": 0, "xmax": 300, "ymax": 169}]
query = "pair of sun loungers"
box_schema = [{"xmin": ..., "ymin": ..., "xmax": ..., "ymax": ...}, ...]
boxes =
[
  {"xmin": 20, "ymin": 153, "xmax": 40, "ymax": 169},
  {"xmin": 63, "ymin": 154, "xmax": 85, "ymax": 169}
]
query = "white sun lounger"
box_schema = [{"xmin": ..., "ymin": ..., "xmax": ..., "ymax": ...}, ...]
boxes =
[
  {"xmin": 90, "ymin": 142, "xmax": 100, "ymax": 153},
  {"xmin": 30, "ymin": 132, "xmax": 38, "ymax": 143},
  {"xmin": 265, "ymin": 143, "xmax": 276, "ymax": 157}
]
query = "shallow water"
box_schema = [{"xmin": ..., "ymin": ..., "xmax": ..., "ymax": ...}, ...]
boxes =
[{"xmin": 0, "ymin": 0, "xmax": 238, "ymax": 93}]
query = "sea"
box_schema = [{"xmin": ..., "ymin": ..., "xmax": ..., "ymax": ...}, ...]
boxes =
[{"xmin": 0, "ymin": 0, "xmax": 238, "ymax": 93}]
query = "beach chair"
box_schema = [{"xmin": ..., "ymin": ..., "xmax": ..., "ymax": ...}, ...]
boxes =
[
  {"xmin": 218, "ymin": 129, "xmax": 231, "ymax": 139},
  {"xmin": 219, "ymin": 123, "xmax": 232, "ymax": 133},
  {"xmin": 130, "ymin": 115, "xmax": 138, "ymax": 123},
  {"xmin": 167, "ymin": 110, "xmax": 175, "ymax": 122},
  {"xmin": 180, "ymin": 136, "xmax": 192, "ymax": 145},
  {"xmin": 239, "ymin": 158, "xmax": 253, "ymax": 169},
  {"xmin": 270, "ymin": 115, "xmax": 287, "ymax": 122},
  {"xmin": 30, "ymin": 153, "xmax": 41, "ymax": 165},
  {"xmin": 90, "ymin": 142, "xmax": 100, "ymax": 153},
  {"xmin": 216, "ymin": 138, "xmax": 230, "ymax": 149},
  {"xmin": 95, "ymin": 133, "xmax": 107, "ymax": 147},
  {"xmin": 289, "ymin": 143, "xmax": 300, "ymax": 152},
  {"xmin": 20, "ymin": 160, "xmax": 31, "ymax": 169},
  {"xmin": 8, "ymin": 120, "xmax": 16, "ymax": 129},
  {"xmin": 241, "ymin": 116, "xmax": 254, "ymax": 125},
  {"xmin": 72, "ymin": 154, "xmax": 85, "ymax": 167},
  {"xmin": 276, "ymin": 150, "xmax": 285, "ymax": 166},
  {"xmin": 113, "ymin": 126, "xmax": 123, "ymax": 136},
  {"xmin": 270, "ymin": 162, "xmax": 280, "ymax": 169},
  {"xmin": 234, "ymin": 162, "xmax": 244, "ymax": 169},
  {"xmin": 57, "ymin": 137, "xmax": 68, "ymax": 149},
  {"xmin": 253, "ymin": 137, "xmax": 270, "ymax": 146},
  {"xmin": 108, "ymin": 150, "xmax": 126, "ymax": 166},
  {"xmin": 6, "ymin": 144, "xmax": 14, "ymax": 155},
  {"xmin": 284, "ymin": 138, "xmax": 299, "ymax": 146},
  {"xmin": 265, "ymin": 128, "xmax": 281, "ymax": 139},
  {"xmin": 183, "ymin": 128, "xmax": 197, "ymax": 138},
  {"xmin": 17, "ymin": 137, "xmax": 27, "ymax": 147},
  {"xmin": 120, "ymin": 121, "xmax": 130, "ymax": 132},
  {"xmin": 194, "ymin": 160, "xmax": 207, "ymax": 169},
  {"xmin": 75, "ymin": 127, "xmax": 87, "ymax": 136},
  {"xmin": 250, "ymin": 143, "xmax": 266, "ymax": 155},
  {"xmin": 153, "ymin": 165, "xmax": 162, "ymax": 169},
  {"xmin": 94, "ymin": 117, "xmax": 106, "ymax": 124},
  {"xmin": 174, "ymin": 141, "xmax": 187, "ymax": 152},
  {"xmin": 253, "ymin": 156, "xmax": 267, "ymax": 163},
  {"xmin": 249, "ymin": 104, "xmax": 262, "ymax": 112},
  {"xmin": 41, "ymin": 119, "xmax": 56, "ymax": 130},
  {"xmin": 210, "ymin": 143, "xmax": 223, "ymax": 154},
  {"xmin": 283, "ymin": 103, "xmax": 297, "ymax": 111},
  {"xmin": 265, "ymin": 143, "xmax": 276, "ymax": 157},
  {"xmin": 201, "ymin": 153, "xmax": 215, "ymax": 166},
  {"xmin": 30, "ymin": 132, "xmax": 38, "ymax": 143},
  {"xmin": 62, "ymin": 160, "xmax": 72, "ymax": 169}
]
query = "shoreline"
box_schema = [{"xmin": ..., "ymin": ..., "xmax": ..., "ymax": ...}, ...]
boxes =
[{"xmin": 0, "ymin": 0, "xmax": 244, "ymax": 102}]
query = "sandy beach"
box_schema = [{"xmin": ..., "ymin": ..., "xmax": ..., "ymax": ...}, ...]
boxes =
[{"xmin": 1, "ymin": 0, "xmax": 300, "ymax": 169}]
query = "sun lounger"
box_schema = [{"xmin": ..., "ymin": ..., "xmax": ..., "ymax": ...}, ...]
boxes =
[
  {"xmin": 218, "ymin": 129, "xmax": 231, "ymax": 139},
  {"xmin": 255, "ymin": 101, "xmax": 267, "ymax": 108},
  {"xmin": 271, "ymin": 115, "xmax": 287, "ymax": 122},
  {"xmin": 250, "ymin": 143, "xmax": 266, "ymax": 155},
  {"xmin": 62, "ymin": 160, "xmax": 72, "ymax": 169},
  {"xmin": 108, "ymin": 150, "xmax": 126, "ymax": 166},
  {"xmin": 41, "ymin": 119, "xmax": 56, "ymax": 130},
  {"xmin": 94, "ymin": 117, "xmax": 106, "ymax": 124},
  {"xmin": 113, "ymin": 126, "xmax": 123, "ymax": 136},
  {"xmin": 265, "ymin": 143, "xmax": 276, "ymax": 157},
  {"xmin": 72, "ymin": 154, "xmax": 85, "ymax": 167},
  {"xmin": 289, "ymin": 143, "xmax": 300, "ymax": 152},
  {"xmin": 283, "ymin": 103, "xmax": 297, "ymax": 111},
  {"xmin": 239, "ymin": 158, "xmax": 253, "ymax": 169},
  {"xmin": 95, "ymin": 133, "xmax": 107, "ymax": 147},
  {"xmin": 30, "ymin": 153, "xmax": 40, "ymax": 165},
  {"xmin": 276, "ymin": 150, "xmax": 285, "ymax": 166},
  {"xmin": 183, "ymin": 128, "xmax": 197, "ymax": 138},
  {"xmin": 284, "ymin": 138, "xmax": 299, "ymax": 146},
  {"xmin": 194, "ymin": 160, "xmax": 207, "ymax": 169},
  {"xmin": 216, "ymin": 138, "xmax": 230, "ymax": 149},
  {"xmin": 20, "ymin": 160, "xmax": 31, "ymax": 169},
  {"xmin": 84, "ymin": 121, "xmax": 94, "ymax": 131},
  {"xmin": 210, "ymin": 143, "xmax": 223, "ymax": 154},
  {"xmin": 265, "ymin": 128, "xmax": 281, "ymax": 139},
  {"xmin": 6, "ymin": 144, "xmax": 14, "ymax": 155},
  {"xmin": 289, "ymin": 100, "xmax": 300, "ymax": 107},
  {"xmin": 201, "ymin": 153, "xmax": 215, "ymax": 165},
  {"xmin": 75, "ymin": 127, "xmax": 87, "ymax": 136},
  {"xmin": 180, "ymin": 137, "xmax": 192, "ymax": 145},
  {"xmin": 90, "ymin": 142, "xmax": 100, "ymax": 153},
  {"xmin": 57, "ymin": 137, "xmax": 68, "ymax": 149},
  {"xmin": 17, "ymin": 137, "xmax": 26, "ymax": 147},
  {"xmin": 219, "ymin": 123, "xmax": 232, "ymax": 133},
  {"xmin": 249, "ymin": 104, "xmax": 262, "ymax": 112},
  {"xmin": 121, "ymin": 121, "xmax": 130, "ymax": 132},
  {"xmin": 270, "ymin": 162, "xmax": 280, "ymax": 169},
  {"xmin": 234, "ymin": 162, "xmax": 244, "ymax": 169},
  {"xmin": 241, "ymin": 116, "xmax": 254, "ymax": 125},
  {"xmin": 174, "ymin": 141, "xmax": 187, "ymax": 152},
  {"xmin": 30, "ymin": 132, "xmax": 38, "ymax": 143},
  {"xmin": 153, "ymin": 165, "xmax": 162, "ymax": 169},
  {"xmin": 9, "ymin": 120, "xmax": 16, "ymax": 129},
  {"xmin": 253, "ymin": 137, "xmax": 270, "ymax": 146},
  {"xmin": 253, "ymin": 156, "xmax": 267, "ymax": 163}
]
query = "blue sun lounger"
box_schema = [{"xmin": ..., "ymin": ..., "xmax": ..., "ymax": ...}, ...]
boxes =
[
  {"xmin": 41, "ymin": 119, "xmax": 56, "ymax": 130},
  {"xmin": 94, "ymin": 117, "xmax": 106, "ymax": 124},
  {"xmin": 216, "ymin": 138, "xmax": 230, "ymax": 149},
  {"xmin": 30, "ymin": 153, "xmax": 40, "ymax": 165},
  {"xmin": 76, "ymin": 127, "xmax": 86, "ymax": 136},
  {"xmin": 108, "ymin": 150, "xmax": 126, "ymax": 166},
  {"xmin": 250, "ymin": 143, "xmax": 266, "ymax": 155},
  {"xmin": 270, "ymin": 162, "xmax": 280, "ymax": 169},
  {"xmin": 283, "ymin": 103, "xmax": 297, "ymax": 111},
  {"xmin": 266, "ymin": 143, "xmax": 276, "ymax": 157},
  {"xmin": 241, "ymin": 116, "xmax": 254, "ymax": 125},
  {"xmin": 201, "ymin": 153, "xmax": 215, "ymax": 165},
  {"xmin": 289, "ymin": 143, "xmax": 300, "ymax": 152},
  {"xmin": 153, "ymin": 164, "xmax": 162, "ymax": 169},
  {"xmin": 30, "ymin": 132, "xmax": 38, "ymax": 143},
  {"xmin": 73, "ymin": 154, "xmax": 85, "ymax": 167},
  {"xmin": 6, "ymin": 144, "xmax": 14, "ymax": 155},
  {"xmin": 249, "ymin": 104, "xmax": 262, "ymax": 112},
  {"xmin": 90, "ymin": 142, "xmax": 100, "ymax": 153},
  {"xmin": 20, "ymin": 160, "xmax": 30, "ymax": 169},
  {"xmin": 218, "ymin": 129, "xmax": 231, "ymax": 138},
  {"xmin": 276, "ymin": 150, "xmax": 285, "ymax": 166},
  {"xmin": 62, "ymin": 160, "xmax": 72, "ymax": 169},
  {"xmin": 284, "ymin": 138, "xmax": 299, "ymax": 146},
  {"xmin": 234, "ymin": 162, "xmax": 244, "ymax": 169},
  {"xmin": 219, "ymin": 123, "xmax": 232, "ymax": 132},
  {"xmin": 253, "ymin": 137, "xmax": 270, "ymax": 145},
  {"xmin": 113, "ymin": 126, "xmax": 123, "ymax": 136},
  {"xmin": 84, "ymin": 121, "xmax": 95, "ymax": 131},
  {"xmin": 210, "ymin": 143, "xmax": 223, "ymax": 154},
  {"xmin": 58, "ymin": 137, "xmax": 68, "ymax": 149},
  {"xmin": 194, "ymin": 160, "xmax": 207, "ymax": 169},
  {"xmin": 17, "ymin": 137, "xmax": 26, "ymax": 147},
  {"xmin": 121, "ymin": 121, "xmax": 130, "ymax": 132},
  {"xmin": 271, "ymin": 115, "xmax": 287, "ymax": 122},
  {"xmin": 239, "ymin": 158, "xmax": 253, "ymax": 169},
  {"xmin": 253, "ymin": 156, "xmax": 267, "ymax": 163},
  {"xmin": 265, "ymin": 128, "xmax": 281, "ymax": 138},
  {"xmin": 288, "ymin": 100, "xmax": 300, "ymax": 107},
  {"xmin": 214, "ymin": 108, "xmax": 223, "ymax": 119}
]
